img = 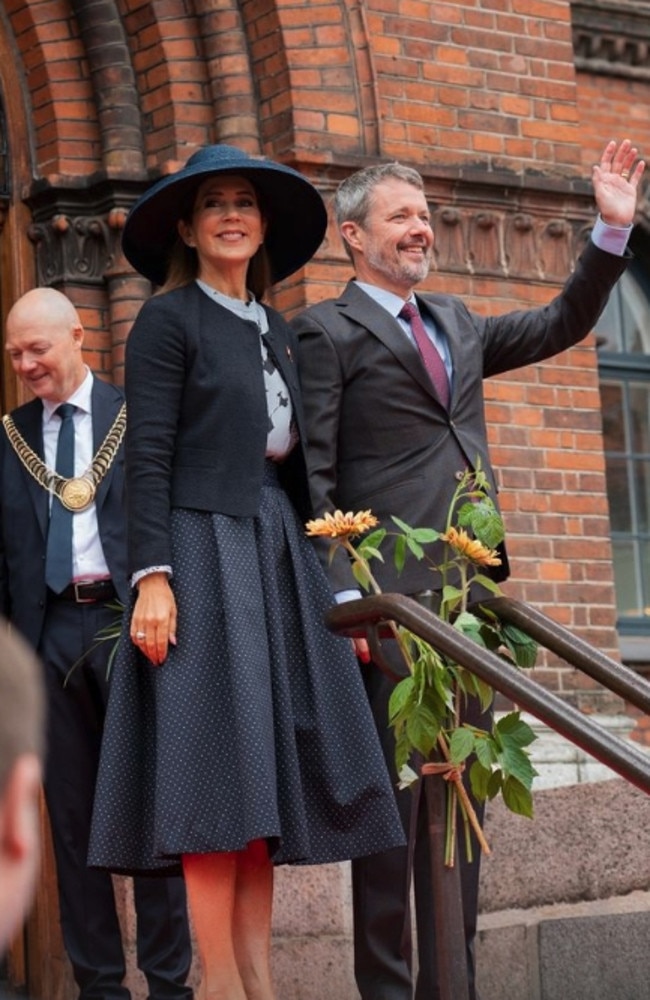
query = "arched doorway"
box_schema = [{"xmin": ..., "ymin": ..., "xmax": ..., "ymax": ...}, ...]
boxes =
[{"xmin": 0, "ymin": 52, "xmax": 75, "ymax": 999}]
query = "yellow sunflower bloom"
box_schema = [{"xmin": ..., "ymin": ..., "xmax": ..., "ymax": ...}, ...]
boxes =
[
  {"xmin": 440, "ymin": 526, "xmax": 501, "ymax": 567},
  {"xmin": 305, "ymin": 509, "xmax": 379, "ymax": 539}
]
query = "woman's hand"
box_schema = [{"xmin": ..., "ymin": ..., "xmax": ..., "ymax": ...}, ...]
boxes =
[
  {"xmin": 131, "ymin": 572, "xmax": 177, "ymax": 666},
  {"xmin": 353, "ymin": 636, "xmax": 371, "ymax": 664}
]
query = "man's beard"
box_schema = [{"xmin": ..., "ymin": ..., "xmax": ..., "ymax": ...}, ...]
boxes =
[{"xmin": 366, "ymin": 241, "xmax": 432, "ymax": 287}]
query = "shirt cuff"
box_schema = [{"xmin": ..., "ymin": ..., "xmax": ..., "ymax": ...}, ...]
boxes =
[
  {"xmin": 591, "ymin": 215, "xmax": 632, "ymax": 257},
  {"xmin": 131, "ymin": 565, "xmax": 172, "ymax": 588},
  {"xmin": 335, "ymin": 589, "xmax": 363, "ymax": 604}
]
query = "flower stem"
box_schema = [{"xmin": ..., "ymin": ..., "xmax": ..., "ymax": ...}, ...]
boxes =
[
  {"xmin": 342, "ymin": 538, "xmax": 413, "ymax": 673},
  {"xmin": 434, "ymin": 732, "xmax": 491, "ymax": 861}
]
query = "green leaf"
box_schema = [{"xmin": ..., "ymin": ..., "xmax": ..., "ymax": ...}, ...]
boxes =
[
  {"xmin": 486, "ymin": 769, "xmax": 503, "ymax": 800},
  {"xmin": 468, "ymin": 573, "xmax": 502, "ymax": 596},
  {"xmin": 388, "ymin": 676, "xmax": 416, "ymax": 722},
  {"xmin": 406, "ymin": 536, "xmax": 425, "ymax": 561},
  {"xmin": 422, "ymin": 665, "xmax": 455, "ymax": 715},
  {"xmin": 454, "ymin": 612, "xmax": 486, "ymax": 647},
  {"xmin": 359, "ymin": 528, "xmax": 387, "ymax": 551},
  {"xmin": 454, "ymin": 610, "xmax": 482, "ymax": 630},
  {"xmin": 475, "ymin": 622, "xmax": 502, "ymax": 653},
  {"xmin": 405, "ymin": 704, "xmax": 440, "ymax": 758},
  {"xmin": 474, "ymin": 677, "xmax": 496, "ymax": 713},
  {"xmin": 469, "ymin": 760, "xmax": 492, "ymax": 801},
  {"xmin": 394, "ymin": 534, "xmax": 407, "ymax": 575},
  {"xmin": 499, "ymin": 623, "xmax": 538, "ymax": 669},
  {"xmin": 474, "ymin": 734, "xmax": 498, "ymax": 769},
  {"xmin": 65, "ymin": 600, "xmax": 125, "ymax": 685},
  {"xmin": 507, "ymin": 752, "xmax": 537, "ymax": 789},
  {"xmin": 461, "ymin": 500, "xmax": 505, "ymax": 549},
  {"xmin": 493, "ymin": 715, "xmax": 538, "ymax": 789},
  {"xmin": 393, "ymin": 730, "xmax": 412, "ymax": 775},
  {"xmin": 357, "ymin": 546, "xmax": 385, "ymax": 563},
  {"xmin": 472, "ymin": 464, "xmax": 490, "ymax": 492},
  {"xmin": 456, "ymin": 500, "xmax": 480, "ymax": 525},
  {"xmin": 391, "ymin": 515, "xmax": 415, "ymax": 533},
  {"xmin": 449, "ymin": 726, "xmax": 476, "ymax": 763},
  {"xmin": 409, "ymin": 527, "xmax": 440, "ymax": 544},
  {"xmin": 501, "ymin": 776, "xmax": 534, "ymax": 818},
  {"xmin": 441, "ymin": 584, "xmax": 463, "ymax": 606},
  {"xmin": 495, "ymin": 712, "xmax": 537, "ymax": 749}
]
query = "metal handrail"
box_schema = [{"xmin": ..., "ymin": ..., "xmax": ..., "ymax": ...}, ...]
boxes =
[
  {"xmin": 483, "ymin": 596, "xmax": 650, "ymax": 714},
  {"xmin": 326, "ymin": 593, "xmax": 650, "ymax": 795},
  {"xmin": 325, "ymin": 593, "xmax": 650, "ymax": 1000}
]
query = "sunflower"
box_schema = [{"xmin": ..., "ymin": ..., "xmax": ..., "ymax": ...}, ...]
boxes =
[
  {"xmin": 440, "ymin": 526, "xmax": 501, "ymax": 567},
  {"xmin": 305, "ymin": 509, "xmax": 378, "ymax": 539}
]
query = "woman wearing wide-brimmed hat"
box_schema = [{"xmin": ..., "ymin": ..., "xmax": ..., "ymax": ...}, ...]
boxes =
[{"xmin": 89, "ymin": 144, "xmax": 404, "ymax": 1000}]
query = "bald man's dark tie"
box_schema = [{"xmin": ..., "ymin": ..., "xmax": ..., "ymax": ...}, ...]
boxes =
[
  {"xmin": 45, "ymin": 403, "xmax": 76, "ymax": 593},
  {"xmin": 399, "ymin": 301, "xmax": 450, "ymax": 409}
]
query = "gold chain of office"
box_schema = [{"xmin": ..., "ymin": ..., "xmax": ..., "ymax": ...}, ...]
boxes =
[{"xmin": 2, "ymin": 404, "xmax": 126, "ymax": 512}]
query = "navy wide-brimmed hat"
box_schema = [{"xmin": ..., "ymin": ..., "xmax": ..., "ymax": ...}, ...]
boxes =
[{"xmin": 122, "ymin": 144, "xmax": 328, "ymax": 287}]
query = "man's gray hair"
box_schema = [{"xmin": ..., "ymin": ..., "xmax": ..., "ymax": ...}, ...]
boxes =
[{"xmin": 334, "ymin": 162, "xmax": 425, "ymax": 230}]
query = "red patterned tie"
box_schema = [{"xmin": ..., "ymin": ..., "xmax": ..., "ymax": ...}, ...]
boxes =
[{"xmin": 399, "ymin": 302, "xmax": 450, "ymax": 409}]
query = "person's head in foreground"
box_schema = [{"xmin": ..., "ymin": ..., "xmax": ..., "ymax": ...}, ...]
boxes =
[{"xmin": 0, "ymin": 621, "xmax": 45, "ymax": 951}]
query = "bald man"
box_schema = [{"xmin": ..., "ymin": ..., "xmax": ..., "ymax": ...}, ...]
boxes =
[{"xmin": 0, "ymin": 289, "xmax": 192, "ymax": 1000}]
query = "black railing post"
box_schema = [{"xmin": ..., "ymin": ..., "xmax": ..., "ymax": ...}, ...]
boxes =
[{"xmin": 424, "ymin": 773, "xmax": 470, "ymax": 1000}]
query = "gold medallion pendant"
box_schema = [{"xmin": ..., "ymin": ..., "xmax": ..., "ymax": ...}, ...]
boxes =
[
  {"xmin": 59, "ymin": 477, "xmax": 96, "ymax": 512},
  {"xmin": 2, "ymin": 404, "xmax": 126, "ymax": 512}
]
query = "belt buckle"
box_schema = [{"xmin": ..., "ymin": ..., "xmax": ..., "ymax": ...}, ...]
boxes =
[{"xmin": 73, "ymin": 581, "xmax": 97, "ymax": 604}]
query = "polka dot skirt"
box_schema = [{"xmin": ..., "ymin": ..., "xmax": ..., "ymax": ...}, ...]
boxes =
[{"xmin": 89, "ymin": 465, "xmax": 405, "ymax": 874}]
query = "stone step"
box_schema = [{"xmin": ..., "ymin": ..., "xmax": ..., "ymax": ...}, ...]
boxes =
[{"xmin": 477, "ymin": 892, "xmax": 650, "ymax": 1000}]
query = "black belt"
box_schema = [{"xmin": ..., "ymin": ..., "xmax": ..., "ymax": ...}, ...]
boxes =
[{"xmin": 49, "ymin": 579, "xmax": 118, "ymax": 603}]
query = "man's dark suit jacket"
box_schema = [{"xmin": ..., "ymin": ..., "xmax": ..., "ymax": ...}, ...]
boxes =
[
  {"xmin": 292, "ymin": 239, "xmax": 628, "ymax": 596},
  {"xmin": 0, "ymin": 376, "xmax": 128, "ymax": 648}
]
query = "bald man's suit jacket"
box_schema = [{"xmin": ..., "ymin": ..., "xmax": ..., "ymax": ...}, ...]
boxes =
[{"xmin": 0, "ymin": 376, "xmax": 129, "ymax": 648}]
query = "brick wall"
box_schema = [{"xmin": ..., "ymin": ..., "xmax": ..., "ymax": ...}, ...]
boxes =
[
  {"xmin": 2, "ymin": 1, "xmax": 650, "ymax": 996},
  {"xmin": 2, "ymin": 0, "xmax": 646, "ymax": 690}
]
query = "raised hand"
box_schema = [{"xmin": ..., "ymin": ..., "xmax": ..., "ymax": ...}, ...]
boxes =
[{"xmin": 592, "ymin": 138, "xmax": 646, "ymax": 228}]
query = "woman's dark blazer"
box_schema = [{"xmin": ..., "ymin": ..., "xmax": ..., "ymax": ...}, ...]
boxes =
[{"xmin": 124, "ymin": 282, "xmax": 312, "ymax": 575}]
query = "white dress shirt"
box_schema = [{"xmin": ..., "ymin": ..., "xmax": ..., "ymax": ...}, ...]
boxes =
[{"xmin": 42, "ymin": 368, "xmax": 111, "ymax": 582}]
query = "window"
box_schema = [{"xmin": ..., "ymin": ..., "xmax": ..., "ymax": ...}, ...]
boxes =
[{"xmin": 596, "ymin": 244, "xmax": 650, "ymax": 635}]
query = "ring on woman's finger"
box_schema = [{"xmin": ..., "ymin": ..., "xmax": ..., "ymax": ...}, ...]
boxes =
[
  {"xmin": 135, "ymin": 631, "xmax": 146, "ymax": 639},
  {"xmin": 621, "ymin": 170, "xmax": 630, "ymax": 179}
]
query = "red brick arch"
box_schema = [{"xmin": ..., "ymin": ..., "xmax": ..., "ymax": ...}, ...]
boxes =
[{"xmin": 3, "ymin": 0, "xmax": 100, "ymax": 177}]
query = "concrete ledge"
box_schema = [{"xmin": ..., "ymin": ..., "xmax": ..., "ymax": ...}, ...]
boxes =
[
  {"xmin": 476, "ymin": 890, "xmax": 650, "ymax": 1000},
  {"xmin": 479, "ymin": 778, "xmax": 650, "ymax": 911}
]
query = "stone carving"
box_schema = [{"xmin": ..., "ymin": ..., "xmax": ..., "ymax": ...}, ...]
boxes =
[
  {"xmin": 432, "ymin": 207, "xmax": 466, "ymax": 272},
  {"xmin": 571, "ymin": 0, "xmax": 650, "ymax": 80},
  {"xmin": 468, "ymin": 212, "xmax": 502, "ymax": 275},
  {"xmin": 26, "ymin": 190, "xmax": 131, "ymax": 286}
]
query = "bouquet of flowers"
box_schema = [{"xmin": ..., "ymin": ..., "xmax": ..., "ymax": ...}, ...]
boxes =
[{"xmin": 306, "ymin": 465, "xmax": 538, "ymax": 865}]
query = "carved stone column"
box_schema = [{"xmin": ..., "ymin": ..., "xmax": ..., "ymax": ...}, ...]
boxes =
[{"xmin": 26, "ymin": 177, "xmax": 150, "ymax": 382}]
